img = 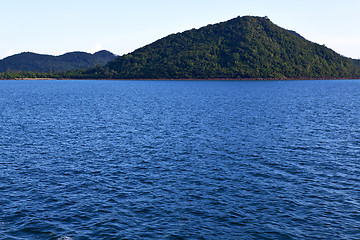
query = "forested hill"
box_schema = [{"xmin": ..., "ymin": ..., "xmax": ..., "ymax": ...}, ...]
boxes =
[
  {"xmin": 0, "ymin": 50, "xmax": 116, "ymax": 73},
  {"xmin": 102, "ymin": 16, "xmax": 360, "ymax": 79}
]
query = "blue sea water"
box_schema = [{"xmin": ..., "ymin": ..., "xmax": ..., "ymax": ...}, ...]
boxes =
[{"xmin": 0, "ymin": 80, "xmax": 359, "ymax": 240}]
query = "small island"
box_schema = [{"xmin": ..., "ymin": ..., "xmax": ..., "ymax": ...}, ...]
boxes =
[{"xmin": 1, "ymin": 16, "xmax": 360, "ymax": 80}]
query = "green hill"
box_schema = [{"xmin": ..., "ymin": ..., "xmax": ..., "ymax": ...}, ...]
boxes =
[
  {"xmin": 0, "ymin": 50, "xmax": 116, "ymax": 73},
  {"xmin": 100, "ymin": 16, "xmax": 360, "ymax": 79}
]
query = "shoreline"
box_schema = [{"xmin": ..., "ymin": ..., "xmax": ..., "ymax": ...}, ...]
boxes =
[
  {"xmin": 2, "ymin": 77, "xmax": 360, "ymax": 81},
  {"xmin": 4, "ymin": 78, "xmax": 59, "ymax": 80}
]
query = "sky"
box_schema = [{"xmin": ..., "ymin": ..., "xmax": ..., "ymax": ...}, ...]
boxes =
[{"xmin": 1, "ymin": 0, "xmax": 360, "ymax": 60}]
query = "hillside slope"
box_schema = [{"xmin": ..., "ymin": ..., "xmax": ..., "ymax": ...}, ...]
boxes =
[
  {"xmin": 0, "ymin": 50, "xmax": 116, "ymax": 73},
  {"xmin": 103, "ymin": 16, "xmax": 360, "ymax": 79}
]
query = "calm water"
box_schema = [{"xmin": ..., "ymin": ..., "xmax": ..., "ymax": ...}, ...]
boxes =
[{"xmin": 0, "ymin": 80, "xmax": 359, "ymax": 240}]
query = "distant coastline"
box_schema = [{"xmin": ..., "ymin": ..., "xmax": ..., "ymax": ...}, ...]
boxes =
[
  {"xmin": 10, "ymin": 78, "xmax": 59, "ymax": 80},
  {"xmin": 3, "ymin": 77, "xmax": 360, "ymax": 81},
  {"xmin": 1, "ymin": 17, "xmax": 360, "ymax": 80}
]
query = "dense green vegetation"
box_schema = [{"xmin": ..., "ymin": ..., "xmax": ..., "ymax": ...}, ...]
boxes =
[
  {"xmin": 1, "ymin": 16, "xmax": 360, "ymax": 80},
  {"xmin": 104, "ymin": 16, "xmax": 360, "ymax": 79},
  {"xmin": 0, "ymin": 50, "xmax": 116, "ymax": 73}
]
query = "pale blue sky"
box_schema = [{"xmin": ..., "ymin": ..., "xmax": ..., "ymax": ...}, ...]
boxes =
[{"xmin": 1, "ymin": 0, "xmax": 360, "ymax": 59}]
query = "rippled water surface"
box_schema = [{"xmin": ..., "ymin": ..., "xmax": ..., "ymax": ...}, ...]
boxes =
[{"xmin": 0, "ymin": 80, "xmax": 359, "ymax": 240}]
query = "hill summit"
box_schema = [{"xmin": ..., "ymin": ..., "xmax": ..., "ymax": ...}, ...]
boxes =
[{"xmin": 100, "ymin": 16, "xmax": 360, "ymax": 79}]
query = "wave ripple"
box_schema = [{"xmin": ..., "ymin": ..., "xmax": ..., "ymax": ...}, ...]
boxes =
[{"xmin": 0, "ymin": 80, "xmax": 359, "ymax": 239}]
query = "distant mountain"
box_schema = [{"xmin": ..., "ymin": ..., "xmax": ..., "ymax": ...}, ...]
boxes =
[
  {"xmin": 0, "ymin": 50, "xmax": 117, "ymax": 73},
  {"xmin": 97, "ymin": 16, "xmax": 360, "ymax": 79}
]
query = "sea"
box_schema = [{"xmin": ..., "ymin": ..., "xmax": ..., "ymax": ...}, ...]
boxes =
[{"xmin": 0, "ymin": 80, "xmax": 359, "ymax": 240}]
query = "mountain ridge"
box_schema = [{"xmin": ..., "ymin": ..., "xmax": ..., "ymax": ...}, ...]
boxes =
[
  {"xmin": 1, "ymin": 16, "xmax": 360, "ymax": 79},
  {"xmin": 0, "ymin": 50, "xmax": 117, "ymax": 73}
]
